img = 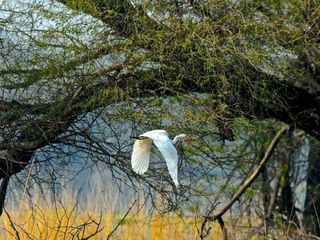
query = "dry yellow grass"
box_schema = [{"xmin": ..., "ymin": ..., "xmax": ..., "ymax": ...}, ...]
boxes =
[
  {"xmin": 0, "ymin": 186, "xmax": 273, "ymax": 240},
  {"xmin": 2, "ymin": 200, "xmax": 305, "ymax": 240},
  {"xmin": 0, "ymin": 203, "xmax": 230, "ymax": 240}
]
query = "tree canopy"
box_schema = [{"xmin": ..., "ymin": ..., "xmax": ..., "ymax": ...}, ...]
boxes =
[{"xmin": 1, "ymin": 0, "xmax": 319, "ymax": 179}]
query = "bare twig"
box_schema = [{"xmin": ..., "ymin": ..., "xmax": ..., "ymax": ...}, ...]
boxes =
[
  {"xmin": 106, "ymin": 200, "xmax": 137, "ymax": 240},
  {"xmin": 4, "ymin": 209, "xmax": 21, "ymax": 240},
  {"xmin": 0, "ymin": 176, "xmax": 10, "ymax": 216},
  {"xmin": 199, "ymin": 202, "xmax": 220, "ymax": 239},
  {"xmin": 266, "ymin": 173, "xmax": 280, "ymax": 219},
  {"xmin": 217, "ymin": 216, "xmax": 228, "ymax": 240}
]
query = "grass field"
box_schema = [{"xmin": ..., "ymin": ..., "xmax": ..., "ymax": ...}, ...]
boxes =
[
  {"xmin": 1, "ymin": 204, "xmax": 227, "ymax": 239},
  {"xmin": 1, "ymin": 199, "xmax": 312, "ymax": 240},
  {"xmin": 0, "ymin": 180, "xmax": 309, "ymax": 240}
]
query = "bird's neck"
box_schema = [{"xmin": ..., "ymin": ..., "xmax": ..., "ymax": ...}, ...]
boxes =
[{"xmin": 172, "ymin": 135, "xmax": 184, "ymax": 144}]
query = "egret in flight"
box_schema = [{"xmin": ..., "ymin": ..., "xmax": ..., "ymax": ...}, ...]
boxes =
[{"xmin": 131, "ymin": 130, "xmax": 192, "ymax": 187}]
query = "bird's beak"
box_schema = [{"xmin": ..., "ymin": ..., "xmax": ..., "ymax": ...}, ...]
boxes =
[
  {"xmin": 130, "ymin": 136, "xmax": 149, "ymax": 140},
  {"xmin": 185, "ymin": 136, "xmax": 193, "ymax": 141}
]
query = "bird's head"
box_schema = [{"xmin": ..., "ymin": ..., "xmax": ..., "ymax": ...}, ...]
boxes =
[{"xmin": 173, "ymin": 134, "xmax": 193, "ymax": 144}]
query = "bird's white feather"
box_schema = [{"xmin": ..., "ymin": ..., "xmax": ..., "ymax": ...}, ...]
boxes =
[
  {"xmin": 139, "ymin": 129, "xmax": 168, "ymax": 139},
  {"xmin": 131, "ymin": 129, "xmax": 182, "ymax": 187},
  {"xmin": 131, "ymin": 138, "xmax": 152, "ymax": 174},
  {"xmin": 153, "ymin": 138, "xmax": 179, "ymax": 187}
]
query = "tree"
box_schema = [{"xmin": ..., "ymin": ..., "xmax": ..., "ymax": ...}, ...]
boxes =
[
  {"xmin": 304, "ymin": 138, "xmax": 320, "ymax": 235},
  {"xmin": 55, "ymin": 0, "xmax": 320, "ymax": 138},
  {"xmin": 1, "ymin": 0, "xmax": 320, "ymax": 237}
]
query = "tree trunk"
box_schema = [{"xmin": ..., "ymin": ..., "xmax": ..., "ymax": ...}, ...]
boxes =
[
  {"xmin": 304, "ymin": 138, "xmax": 320, "ymax": 236},
  {"xmin": 277, "ymin": 134, "xmax": 299, "ymax": 225}
]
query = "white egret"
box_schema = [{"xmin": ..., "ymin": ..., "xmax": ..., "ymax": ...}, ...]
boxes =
[{"xmin": 131, "ymin": 129, "xmax": 192, "ymax": 187}]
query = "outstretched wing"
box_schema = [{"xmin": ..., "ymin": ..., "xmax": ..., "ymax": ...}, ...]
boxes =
[
  {"xmin": 153, "ymin": 138, "xmax": 179, "ymax": 187},
  {"xmin": 131, "ymin": 138, "xmax": 152, "ymax": 174}
]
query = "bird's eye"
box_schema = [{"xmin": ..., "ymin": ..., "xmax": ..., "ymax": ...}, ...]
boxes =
[{"xmin": 138, "ymin": 136, "xmax": 148, "ymax": 140}]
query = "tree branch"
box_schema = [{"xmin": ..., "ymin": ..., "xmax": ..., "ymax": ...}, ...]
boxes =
[
  {"xmin": 0, "ymin": 100, "xmax": 49, "ymax": 115},
  {"xmin": 217, "ymin": 216, "xmax": 228, "ymax": 240},
  {"xmin": 208, "ymin": 125, "xmax": 289, "ymax": 221},
  {"xmin": 200, "ymin": 126, "xmax": 289, "ymax": 239},
  {"xmin": 0, "ymin": 55, "xmax": 141, "ymax": 179},
  {"xmin": 0, "ymin": 176, "xmax": 10, "ymax": 216},
  {"xmin": 106, "ymin": 200, "xmax": 137, "ymax": 240},
  {"xmin": 56, "ymin": 0, "xmax": 162, "ymax": 39},
  {"xmin": 1, "ymin": 45, "xmax": 115, "ymax": 90}
]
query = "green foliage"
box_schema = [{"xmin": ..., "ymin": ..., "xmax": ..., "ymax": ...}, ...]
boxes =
[
  {"xmin": 279, "ymin": 163, "xmax": 289, "ymax": 187},
  {"xmin": 2, "ymin": 0, "xmax": 318, "ymax": 118},
  {"xmin": 187, "ymin": 203, "xmax": 199, "ymax": 213},
  {"xmin": 116, "ymin": 216, "xmax": 131, "ymax": 225}
]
